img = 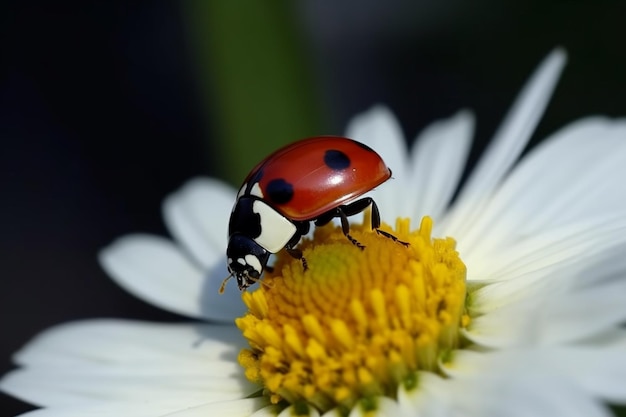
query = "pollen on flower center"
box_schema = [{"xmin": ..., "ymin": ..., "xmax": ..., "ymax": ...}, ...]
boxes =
[{"xmin": 235, "ymin": 216, "xmax": 468, "ymax": 414}]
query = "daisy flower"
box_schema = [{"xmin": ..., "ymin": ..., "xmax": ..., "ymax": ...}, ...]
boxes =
[{"xmin": 3, "ymin": 48, "xmax": 626, "ymax": 417}]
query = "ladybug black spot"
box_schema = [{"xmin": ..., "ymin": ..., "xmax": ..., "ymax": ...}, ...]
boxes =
[
  {"xmin": 267, "ymin": 178, "xmax": 294, "ymax": 204},
  {"xmin": 324, "ymin": 149, "xmax": 351, "ymax": 170}
]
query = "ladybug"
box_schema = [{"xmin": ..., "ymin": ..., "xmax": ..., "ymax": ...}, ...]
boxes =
[{"xmin": 221, "ymin": 136, "xmax": 407, "ymax": 292}]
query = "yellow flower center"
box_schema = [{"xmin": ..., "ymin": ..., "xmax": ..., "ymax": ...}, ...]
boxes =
[{"xmin": 236, "ymin": 216, "xmax": 468, "ymax": 414}]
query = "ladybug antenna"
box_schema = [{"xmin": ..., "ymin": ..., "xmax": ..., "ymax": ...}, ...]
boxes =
[
  {"xmin": 219, "ymin": 272, "xmax": 274, "ymax": 294},
  {"xmin": 218, "ymin": 272, "xmax": 235, "ymax": 294},
  {"xmin": 242, "ymin": 275, "xmax": 274, "ymax": 290},
  {"xmin": 260, "ymin": 277, "xmax": 273, "ymax": 290}
]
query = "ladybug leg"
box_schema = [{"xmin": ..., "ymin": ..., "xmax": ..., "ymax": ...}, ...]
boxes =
[
  {"xmin": 286, "ymin": 247, "xmax": 308, "ymax": 270},
  {"xmin": 314, "ymin": 202, "xmax": 368, "ymax": 249},
  {"xmin": 314, "ymin": 205, "xmax": 366, "ymax": 249},
  {"xmin": 285, "ymin": 221, "xmax": 310, "ymax": 270},
  {"xmin": 342, "ymin": 198, "xmax": 410, "ymax": 247},
  {"xmin": 336, "ymin": 206, "xmax": 366, "ymax": 250},
  {"xmin": 366, "ymin": 199, "xmax": 409, "ymax": 246},
  {"xmin": 313, "ymin": 211, "xmax": 334, "ymax": 227},
  {"xmin": 375, "ymin": 228, "xmax": 409, "ymax": 246}
]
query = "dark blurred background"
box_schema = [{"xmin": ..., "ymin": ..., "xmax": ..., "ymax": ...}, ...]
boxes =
[{"xmin": 1, "ymin": 1, "xmax": 625, "ymax": 415}]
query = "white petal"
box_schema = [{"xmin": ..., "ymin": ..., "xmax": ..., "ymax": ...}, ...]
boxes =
[
  {"xmin": 276, "ymin": 405, "xmax": 319, "ymax": 417},
  {"xmin": 12, "ymin": 319, "xmax": 243, "ymax": 367},
  {"xmin": 165, "ymin": 398, "xmax": 268, "ymax": 416},
  {"xmin": 15, "ymin": 398, "xmax": 267, "ymax": 417},
  {"xmin": 320, "ymin": 409, "xmax": 342, "ymax": 417},
  {"xmin": 442, "ymin": 49, "xmax": 567, "ymax": 237},
  {"xmin": 512, "ymin": 118, "xmax": 626, "ymax": 229},
  {"xmin": 163, "ymin": 178, "xmax": 236, "ymax": 269},
  {"xmin": 17, "ymin": 399, "xmax": 268, "ymax": 417},
  {"xmin": 1, "ymin": 320, "xmax": 254, "ymax": 408},
  {"xmin": 466, "ymin": 244, "xmax": 626, "ymax": 345},
  {"xmin": 371, "ymin": 398, "xmax": 402, "ymax": 417},
  {"xmin": 11, "ymin": 402, "xmax": 184, "ymax": 417},
  {"xmin": 547, "ymin": 347, "xmax": 626, "ymax": 403},
  {"xmin": 406, "ymin": 110, "xmax": 474, "ymax": 221},
  {"xmin": 467, "ymin": 240, "xmax": 626, "ymax": 347},
  {"xmin": 463, "ymin": 232, "xmax": 626, "ymax": 347},
  {"xmin": 444, "ymin": 352, "xmax": 612, "ymax": 417},
  {"xmin": 537, "ymin": 279, "xmax": 626, "ymax": 345},
  {"xmin": 456, "ymin": 117, "xmax": 626, "ymax": 255},
  {"xmin": 448, "ymin": 348, "xmax": 626, "ymax": 406},
  {"xmin": 397, "ymin": 372, "xmax": 452, "ymax": 417},
  {"xmin": 250, "ymin": 405, "xmax": 283, "ymax": 417},
  {"xmin": 462, "ymin": 382, "xmax": 611, "ymax": 417},
  {"xmin": 344, "ymin": 105, "xmax": 409, "ymax": 219},
  {"xmin": 465, "ymin": 216, "xmax": 626, "ymax": 289},
  {"xmin": 2, "ymin": 367, "xmax": 248, "ymax": 408},
  {"xmin": 99, "ymin": 234, "xmax": 244, "ymax": 322},
  {"xmin": 346, "ymin": 397, "xmax": 400, "ymax": 417},
  {"xmin": 99, "ymin": 235, "xmax": 204, "ymax": 318}
]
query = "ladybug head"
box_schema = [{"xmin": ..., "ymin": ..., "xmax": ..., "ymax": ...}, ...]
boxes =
[{"xmin": 226, "ymin": 234, "xmax": 271, "ymax": 291}]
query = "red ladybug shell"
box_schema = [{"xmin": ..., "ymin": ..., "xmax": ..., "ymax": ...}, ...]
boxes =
[{"xmin": 242, "ymin": 136, "xmax": 391, "ymax": 221}]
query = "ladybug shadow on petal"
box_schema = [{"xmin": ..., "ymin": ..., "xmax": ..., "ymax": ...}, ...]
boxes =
[{"xmin": 202, "ymin": 261, "xmax": 249, "ymax": 318}]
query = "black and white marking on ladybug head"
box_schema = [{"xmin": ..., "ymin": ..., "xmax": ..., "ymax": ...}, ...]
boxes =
[
  {"xmin": 226, "ymin": 196, "xmax": 299, "ymax": 291},
  {"xmin": 226, "ymin": 234, "xmax": 271, "ymax": 290}
]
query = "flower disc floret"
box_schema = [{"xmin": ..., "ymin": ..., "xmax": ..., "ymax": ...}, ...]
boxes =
[{"xmin": 236, "ymin": 216, "xmax": 468, "ymax": 413}]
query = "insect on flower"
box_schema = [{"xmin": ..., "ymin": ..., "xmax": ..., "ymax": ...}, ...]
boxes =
[{"xmin": 221, "ymin": 136, "xmax": 408, "ymax": 292}]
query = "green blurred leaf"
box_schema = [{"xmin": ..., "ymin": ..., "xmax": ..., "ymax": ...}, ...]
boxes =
[{"xmin": 184, "ymin": 1, "xmax": 322, "ymax": 184}]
